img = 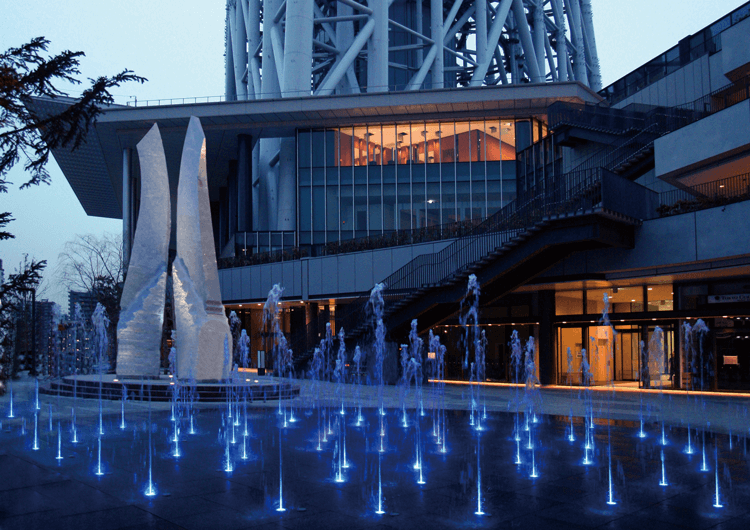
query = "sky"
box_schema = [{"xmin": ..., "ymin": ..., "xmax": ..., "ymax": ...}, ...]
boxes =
[{"xmin": 2, "ymin": 0, "xmax": 747, "ymax": 309}]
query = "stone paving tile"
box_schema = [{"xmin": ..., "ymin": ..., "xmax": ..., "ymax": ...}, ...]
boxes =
[
  {"xmin": 169, "ymin": 507, "xmax": 263, "ymax": 530},
  {"xmin": 134, "ymin": 493, "xmax": 225, "ymax": 520},
  {"xmin": 0, "ymin": 486, "xmax": 57, "ymax": 518},
  {"xmin": 0, "ymin": 454, "xmax": 64, "ymax": 492}
]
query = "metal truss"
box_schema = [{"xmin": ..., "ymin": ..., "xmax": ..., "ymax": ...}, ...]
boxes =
[
  {"xmin": 223, "ymin": 0, "xmax": 601, "ymax": 234},
  {"xmin": 225, "ymin": 0, "xmax": 601, "ymax": 100}
]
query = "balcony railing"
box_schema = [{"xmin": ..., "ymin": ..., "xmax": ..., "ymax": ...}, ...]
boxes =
[
  {"xmin": 218, "ymin": 219, "xmax": 485, "ymax": 270},
  {"xmin": 658, "ymin": 172, "xmax": 750, "ymax": 217}
]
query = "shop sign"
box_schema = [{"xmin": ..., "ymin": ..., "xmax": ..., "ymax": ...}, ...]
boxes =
[{"xmin": 707, "ymin": 294, "xmax": 750, "ymax": 304}]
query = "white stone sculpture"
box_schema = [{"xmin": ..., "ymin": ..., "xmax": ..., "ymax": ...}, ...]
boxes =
[
  {"xmin": 116, "ymin": 124, "xmax": 171, "ymax": 377},
  {"xmin": 173, "ymin": 117, "xmax": 231, "ymax": 381}
]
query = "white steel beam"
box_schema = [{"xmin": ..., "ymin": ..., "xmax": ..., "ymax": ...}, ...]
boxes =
[
  {"xmin": 368, "ymin": 1, "xmax": 389, "ymax": 92},
  {"xmin": 470, "ymin": 0, "xmax": 512, "ymax": 86},
  {"xmin": 431, "ymin": 0, "xmax": 445, "ymax": 89}
]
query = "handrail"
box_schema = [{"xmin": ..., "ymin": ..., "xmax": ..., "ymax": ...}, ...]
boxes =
[
  {"xmin": 218, "ymin": 218, "xmax": 484, "ymax": 270},
  {"xmin": 333, "ymin": 168, "xmax": 610, "ymax": 340},
  {"xmin": 658, "ymin": 172, "xmax": 750, "ymax": 216}
]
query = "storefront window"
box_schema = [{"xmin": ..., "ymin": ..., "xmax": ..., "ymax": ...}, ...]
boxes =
[
  {"xmin": 586, "ymin": 288, "xmax": 613, "ymax": 314},
  {"xmin": 609, "ymin": 286, "xmax": 644, "ymax": 313},
  {"xmin": 557, "ymin": 327, "xmax": 584, "ymax": 384},
  {"xmin": 647, "ymin": 284, "xmax": 674, "ymax": 311}
]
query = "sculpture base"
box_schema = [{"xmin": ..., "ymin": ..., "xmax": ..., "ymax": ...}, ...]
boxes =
[{"xmin": 40, "ymin": 374, "xmax": 299, "ymax": 403}]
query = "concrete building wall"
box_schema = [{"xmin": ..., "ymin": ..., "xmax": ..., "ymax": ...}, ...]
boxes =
[
  {"xmin": 654, "ymin": 99, "xmax": 750, "ymax": 178},
  {"xmin": 219, "ymin": 239, "xmax": 454, "ymax": 302},
  {"xmin": 721, "ymin": 16, "xmax": 750, "ymax": 79},
  {"xmin": 540, "ymin": 200, "xmax": 750, "ymax": 280}
]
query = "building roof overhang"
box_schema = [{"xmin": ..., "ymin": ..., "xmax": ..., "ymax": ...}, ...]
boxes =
[{"xmin": 32, "ymin": 81, "xmax": 603, "ymax": 220}]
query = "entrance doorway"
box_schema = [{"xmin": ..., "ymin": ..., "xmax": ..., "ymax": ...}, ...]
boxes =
[{"xmin": 556, "ymin": 323, "xmax": 675, "ymax": 387}]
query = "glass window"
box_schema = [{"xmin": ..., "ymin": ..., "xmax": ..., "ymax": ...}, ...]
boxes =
[
  {"xmin": 397, "ymin": 183, "xmax": 411, "ymax": 230},
  {"xmin": 610, "ymin": 286, "xmax": 644, "ymax": 313},
  {"xmin": 412, "ymin": 163, "xmax": 426, "ymax": 227},
  {"xmin": 299, "ymin": 186, "xmax": 311, "ymax": 231},
  {"xmin": 382, "ymin": 125, "xmax": 396, "ymax": 166},
  {"xmin": 339, "ymin": 127, "xmax": 353, "ymax": 167},
  {"xmin": 312, "ymin": 186, "xmax": 325, "ymax": 231},
  {"xmin": 586, "ymin": 288, "xmax": 614, "ymax": 315},
  {"xmin": 367, "ymin": 125, "xmax": 381, "ymax": 166},
  {"xmin": 340, "ymin": 185, "xmax": 353, "ymax": 236},
  {"xmin": 312, "ymin": 167, "xmax": 325, "ymax": 185},
  {"xmin": 369, "ymin": 184, "xmax": 382, "ymax": 233},
  {"xmin": 470, "ymin": 121, "xmax": 485, "ymax": 162},
  {"xmin": 312, "ymin": 131, "xmax": 325, "ymax": 167},
  {"xmin": 383, "ymin": 184, "xmax": 396, "ymax": 231},
  {"xmin": 426, "ymin": 181, "xmax": 440, "ymax": 226},
  {"xmin": 353, "ymin": 126, "xmax": 368, "ymax": 167},
  {"xmin": 298, "ymin": 131, "xmax": 311, "ymax": 168},
  {"xmin": 471, "ymin": 162, "xmax": 485, "ymax": 219},
  {"xmin": 484, "ymin": 119, "xmax": 501, "ymax": 162},
  {"xmin": 326, "ymin": 186, "xmax": 338, "ymax": 232},
  {"xmin": 326, "ymin": 166, "xmax": 338, "ymax": 185},
  {"xmin": 557, "ymin": 327, "xmax": 584, "ymax": 384},
  {"xmin": 325, "ymin": 130, "xmax": 337, "ymax": 167},
  {"xmin": 456, "ymin": 181, "xmax": 471, "ymax": 221},
  {"xmin": 299, "ymin": 166, "xmax": 311, "ymax": 186},
  {"xmin": 501, "ymin": 120, "xmax": 516, "ymax": 160},
  {"xmin": 425, "ymin": 122, "xmax": 442, "ymax": 164},
  {"xmin": 396, "ymin": 124, "xmax": 410, "ymax": 165},
  {"xmin": 556, "ymin": 290, "xmax": 583, "ymax": 315},
  {"xmin": 647, "ymin": 284, "xmax": 674, "ymax": 312},
  {"xmin": 354, "ymin": 185, "xmax": 367, "ymax": 232},
  {"xmin": 440, "ymin": 121, "xmax": 455, "ymax": 163},
  {"xmin": 411, "ymin": 122, "xmax": 426, "ymax": 164},
  {"xmin": 455, "ymin": 121, "xmax": 471, "ymax": 162}
]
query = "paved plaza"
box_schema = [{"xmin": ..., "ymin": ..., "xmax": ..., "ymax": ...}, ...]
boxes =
[{"xmin": 0, "ymin": 375, "xmax": 749, "ymax": 529}]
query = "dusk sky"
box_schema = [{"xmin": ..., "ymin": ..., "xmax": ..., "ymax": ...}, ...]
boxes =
[{"xmin": 2, "ymin": 0, "xmax": 746, "ymax": 309}]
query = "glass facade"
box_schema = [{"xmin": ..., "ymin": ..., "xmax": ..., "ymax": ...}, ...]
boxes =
[{"xmin": 297, "ymin": 119, "xmax": 525, "ymax": 245}]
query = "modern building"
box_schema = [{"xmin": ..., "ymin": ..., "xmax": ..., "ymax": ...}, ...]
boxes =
[
  {"xmin": 67, "ymin": 290, "xmax": 99, "ymax": 324},
  {"xmin": 41, "ymin": 1, "xmax": 750, "ymax": 390}
]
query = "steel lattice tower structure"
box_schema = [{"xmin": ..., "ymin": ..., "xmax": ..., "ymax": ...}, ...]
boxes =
[{"xmin": 224, "ymin": 0, "xmax": 601, "ymax": 231}]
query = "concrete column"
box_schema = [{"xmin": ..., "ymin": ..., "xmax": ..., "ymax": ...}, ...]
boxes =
[
  {"xmin": 237, "ymin": 135, "xmax": 253, "ymax": 232},
  {"xmin": 246, "ymin": 0, "xmax": 262, "ymax": 98},
  {"xmin": 550, "ymin": 0, "xmax": 568, "ymax": 82},
  {"xmin": 512, "ymin": 0, "xmax": 542, "ymax": 83},
  {"xmin": 430, "ymin": 0, "xmax": 444, "ymax": 89},
  {"xmin": 416, "ymin": 0, "xmax": 424, "ymax": 68},
  {"xmin": 260, "ymin": 0, "xmax": 283, "ymax": 230},
  {"xmin": 368, "ymin": 0, "xmax": 389, "ymax": 91},
  {"xmin": 532, "ymin": 0, "xmax": 546, "ymax": 82},
  {"xmin": 233, "ymin": 0, "xmax": 248, "ymax": 99},
  {"xmin": 475, "ymin": 0, "xmax": 488, "ymax": 75},
  {"xmin": 564, "ymin": 0, "xmax": 588, "ymax": 85},
  {"xmin": 538, "ymin": 290, "xmax": 556, "ymax": 385},
  {"xmin": 225, "ymin": 0, "xmax": 237, "ymax": 100},
  {"xmin": 277, "ymin": 137, "xmax": 297, "ymax": 231},
  {"xmin": 336, "ymin": 3, "xmax": 356, "ymax": 94},
  {"xmin": 228, "ymin": 160, "xmax": 238, "ymax": 243},
  {"xmin": 283, "ymin": 0, "xmax": 314, "ymax": 97},
  {"xmin": 580, "ymin": 0, "xmax": 601, "ymax": 90},
  {"xmin": 122, "ymin": 147, "xmax": 132, "ymax": 269}
]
